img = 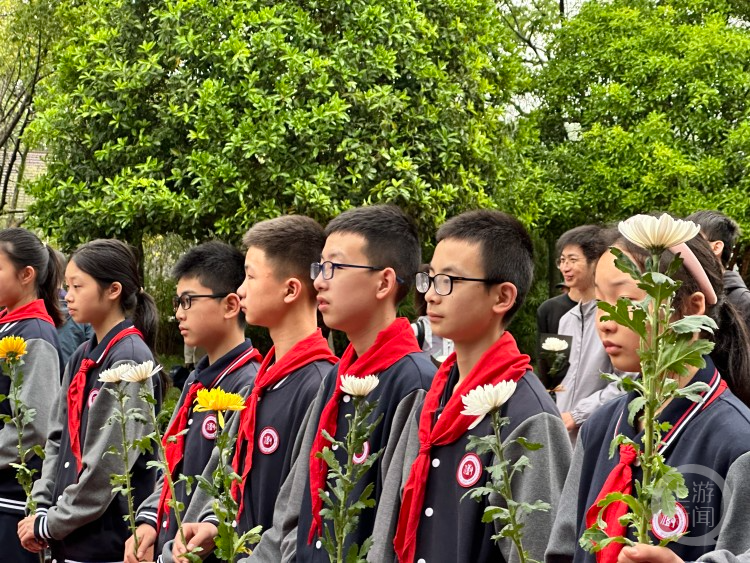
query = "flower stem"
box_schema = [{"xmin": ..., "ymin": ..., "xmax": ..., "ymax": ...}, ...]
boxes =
[
  {"xmin": 492, "ymin": 410, "xmax": 527, "ymax": 563},
  {"xmin": 118, "ymin": 386, "xmax": 140, "ymax": 556},
  {"xmin": 145, "ymin": 393, "xmax": 189, "ymax": 551},
  {"xmin": 333, "ymin": 399, "xmax": 363, "ymax": 563},
  {"xmin": 637, "ymin": 252, "xmax": 662, "ymax": 544}
]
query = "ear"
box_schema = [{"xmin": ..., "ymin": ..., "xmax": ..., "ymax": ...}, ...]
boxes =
[
  {"xmin": 283, "ymin": 277, "xmax": 304, "ymax": 304},
  {"xmin": 17, "ymin": 265, "xmax": 36, "ymax": 287},
  {"xmin": 375, "ymin": 267, "xmax": 401, "ymax": 302},
  {"xmin": 682, "ymin": 291, "xmax": 707, "ymax": 317},
  {"xmin": 491, "ymin": 282, "xmax": 518, "ymax": 319},
  {"xmin": 107, "ymin": 281, "xmax": 123, "ymax": 301},
  {"xmin": 710, "ymin": 240, "xmax": 724, "ymax": 260},
  {"xmin": 224, "ymin": 293, "xmax": 243, "ymax": 319}
]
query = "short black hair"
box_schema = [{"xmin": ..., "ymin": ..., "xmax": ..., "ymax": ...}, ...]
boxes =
[
  {"xmin": 243, "ymin": 215, "xmax": 325, "ymax": 299},
  {"xmin": 436, "ymin": 209, "xmax": 533, "ymax": 324},
  {"xmin": 325, "ymin": 205, "xmax": 420, "ymax": 303},
  {"xmin": 556, "ymin": 225, "xmax": 609, "ymax": 263},
  {"xmin": 686, "ymin": 210, "xmax": 740, "ymax": 267},
  {"xmin": 172, "ymin": 241, "xmax": 245, "ymax": 296}
]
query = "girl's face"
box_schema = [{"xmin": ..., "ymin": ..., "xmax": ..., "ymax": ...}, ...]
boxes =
[
  {"xmin": 64, "ymin": 260, "xmax": 111, "ymax": 325},
  {"xmin": 594, "ymin": 248, "xmax": 645, "ymax": 373},
  {"xmin": 0, "ymin": 250, "xmax": 31, "ymax": 310}
]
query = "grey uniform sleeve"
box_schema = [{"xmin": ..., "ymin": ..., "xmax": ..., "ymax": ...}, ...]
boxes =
[
  {"xmin": 37, "ymin": 360, "xmax": 157, "ymax": 540},
  {"xmin": 570, "ymin": 378, "xmax": 623, "ymax": 426},
  {"xmin": 495, "ymin": 412, "xmax": 572, "ymax": 563},
  {"xmin": 31, "ymin": 360, "xmax": 70, "ymax": 510},
  {"xmin": 545, "ymin": 436, "xmax": 584, "ymax": 563},
  {"xmin": 367, "ymin": 389, "xmax": 426, "ymax": 563},
  {"xmin": 135, "ymin": 384, "xmax": 191, "ymax": 528},
  {"xmin": 711, "ymin": 451, "xmax": 750, "ymax": 555},
  {"xmin": 160, "ymin": 406, "xmax": 245, "ymax": 563},
  {"xmin": 700, "ymin": 552, "xmax": 750, "ymax": 563},
  {"xmin": 242, "ymin": 384, "xmax": 325, "ymax": 563},
  {"xmin": 0, "ymin": 339, "xmax": 61, "ymax": 469}
]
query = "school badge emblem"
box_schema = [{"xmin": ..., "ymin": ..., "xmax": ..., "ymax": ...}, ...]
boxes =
[
  {"xmin": 651, "ymin": 502, "xmax": 689, "ymax": 540},
  {"xmin": 201, "ymin": 414, "xmax": 218, "ymax": 440},
  {"xmin": 258, "ymin": 426, "xmax": 280, "ymax": 454},
  {"xmin": 456, "ymin": 452, "xmax": 483, "ymax": 488},
  {"xmin": 87, "ymin": 388, "xmax": 100, "ymax": 407},
  {"xmin": 352, "ymin": 441, "xmax": 370, "ymax": 465}
]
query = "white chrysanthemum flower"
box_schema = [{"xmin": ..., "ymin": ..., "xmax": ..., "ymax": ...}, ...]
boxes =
[
  {"xmin": 98, "ymin": 364, "xmax": 133, "ymax": 383},
  {"xmin": 618, "ymin": 214, "xmax": 700, "ymax": 252},
  {"xmin": 119, "ymin": 360, "xmax": 163, "ymax": 383},
  {"xmin": 461, "ymin": 381, "xmax": 517, "ymax": 430},
  {"xmin": 340, "ymin": 374, "xmax": 379, "ymax": 397},
  {"xmin": 541, "ymin": 337, "xmax": 568, "ymax": 352}
]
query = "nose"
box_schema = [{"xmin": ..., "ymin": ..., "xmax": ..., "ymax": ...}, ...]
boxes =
[
  {"xmin": 313, "ymin": 272, "xmax": 326, "ymax": 292},
  {"xmin": 597, "ymin": 311, "xmax": 615, "ymax": 334},
  {"xmin": 237, "ymin": 280, "xmax": 246, "ymax": 299},
  {"xmin": 425, "ymin": 283, "xmax": 440, "ymax": 304},
  {"xmin": 175, "ymin": 305, "xmax": 187, "ymax": 321}
]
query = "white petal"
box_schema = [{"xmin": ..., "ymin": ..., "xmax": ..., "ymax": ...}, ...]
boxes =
[
  {"xmin": 340, "ymin": 374, "xmax": 379, "ymax": 397},
  {"xmin": 98, "ymin": 364, "xmax": 132, "ymax": 383},
  {"xmin": 618, "ymin": 214, "xmax": 700, "ymax": 251},
  {"xmin": 119, "ymin": 361, "xmax": 163, "ymax": 383}
]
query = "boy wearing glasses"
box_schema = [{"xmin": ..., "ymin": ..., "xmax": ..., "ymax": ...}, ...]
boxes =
[
  {"xmin": 242, "ymin": 204, "xmax": 435, "ymax": 563},
  {"xmin": 169, "ymin": 215, "xmax": 338, "ymax": 562},
  {"xmin": 124, "ymin": 241, "xmax": 261, "ymax": 563},
  {"xmin": 383, "ymin": 210, "xmax": 570, "ymax": 563}
]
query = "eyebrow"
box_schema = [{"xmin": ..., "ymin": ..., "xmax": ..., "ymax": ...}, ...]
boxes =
[
  {"xmin": 595, "ymin": 279, "xmax": 634, "ymax": 289},
  {"xmin": 322, "ymin": 251, "xmax": 344, "ymax": 261}
]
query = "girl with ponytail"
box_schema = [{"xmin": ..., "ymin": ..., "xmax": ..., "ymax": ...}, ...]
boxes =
[
  {"xmin": 547, "ymin": 224, "xmax": 750, "ymax": 563},
  {"xmin": 0, "ymin": 228, "xmax": 63, "ymax": 563},
  {"xmin": 18, "ymin": 239, "xmax": 164, "ymax": 562}
]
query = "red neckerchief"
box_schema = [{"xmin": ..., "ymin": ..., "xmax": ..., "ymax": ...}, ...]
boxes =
[
  {"xmin": 393, "ymin": 330, "xmax": 531, "ymax": 563},
  {"xmin": 585, "ymin": 368, "xmax": 726, "ymax": 563},
  {"xmin": 0, "ymin": 299, "xmax": 54, "ymax": 326},
  {"xmin": 231, "ymin": 329, "xmax": 337, "ymax": 516},
  {"xmin": 156, "ymin": 344, "xmax": 262, "ymax": 528},
  {"xmin": 307, "ymin": 317, "xmax": 421, "ymax": 543},
  {"xmin": 67, "ymin": 325, "xmax": 144, "ymax": 473}
]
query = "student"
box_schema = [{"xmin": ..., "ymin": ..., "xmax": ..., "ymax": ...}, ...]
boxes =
[
  {"xmin": 546, "ymin": 227, "xmax": 750, "ymax": 563},
  {"xmin": 170, "ymin": 215, "xmax": 338, "ymax": 561},
  {"xmin": 0, "ymin": 229, "xmax": 63, "ymax": 563},
  {"xmin": 54, "ymin": 250, "xmax": 93, "ymax": 365},
  {"xmin": 234, "ymin": 205, "xmax": 435, "ymax": 563},
  {"xmin": 125, "ymin": 241, "xmax": 261, "ymax": 563},
  {"xmin": 387, "ymin": 210, "xmax": 571, "ymax": 563},
  {"xmin": 17, "ymin": 239, "xmax": 161, "ymax": 562}
]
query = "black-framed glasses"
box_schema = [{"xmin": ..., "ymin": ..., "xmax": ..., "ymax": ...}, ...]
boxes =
[
  {"xmin": 172, "ymin": 293, "xmax": 229, "ymax": 311},
  {"xmin": 415, "ymin": 272, "xmax": 501, "ymax": 296},
  {"xmin": 310, "ymin": 261, "xmax": 385, "ymax": 281}
]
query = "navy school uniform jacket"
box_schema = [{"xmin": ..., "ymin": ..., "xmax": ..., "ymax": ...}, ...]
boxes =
[
  {"xmin": 546, "ymin": 356, "xmax": 750, "ymax": 563},
  {"xmin": 369, "ymin": 367, "xmax": 572, "ymax": 563},
  {"xmin": 158, "ymin": 358, "xmax": 334, "ymax": 563},
  {"xmin": 230, "ymin": 359, "xmax": 332, "ymax": 536},
  {"xmin": 246, "ymin": 352, "xmax": 436, "ymax": 563},
  {"xmin": 0, "ymin": 317, "xmax": 62, "ymax": 516},
  {"xmin": 136, "ymin": 339, "xmax": 260, "ymax": 561},
  {"xmin": 31, "ymin": 320, "xmax": 161, "ymax": 562}
]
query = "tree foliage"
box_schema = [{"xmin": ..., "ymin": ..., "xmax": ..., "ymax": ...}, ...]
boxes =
[
  {"xmin": 533, "ymin": 0, "xmax": 750, "ymax": 240},
  {"xmin": 28, "ymin": 0, "xmax": 533, "ymax": 247}
]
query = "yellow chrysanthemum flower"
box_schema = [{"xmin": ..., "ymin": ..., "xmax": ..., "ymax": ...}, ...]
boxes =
[
  {"xmin": 194, "ymin": 387, "xmax": 246, "ymax": 429},
  {"xmin": 0, "ymin": 336, "xmax": 27, "ymax": 361}
]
